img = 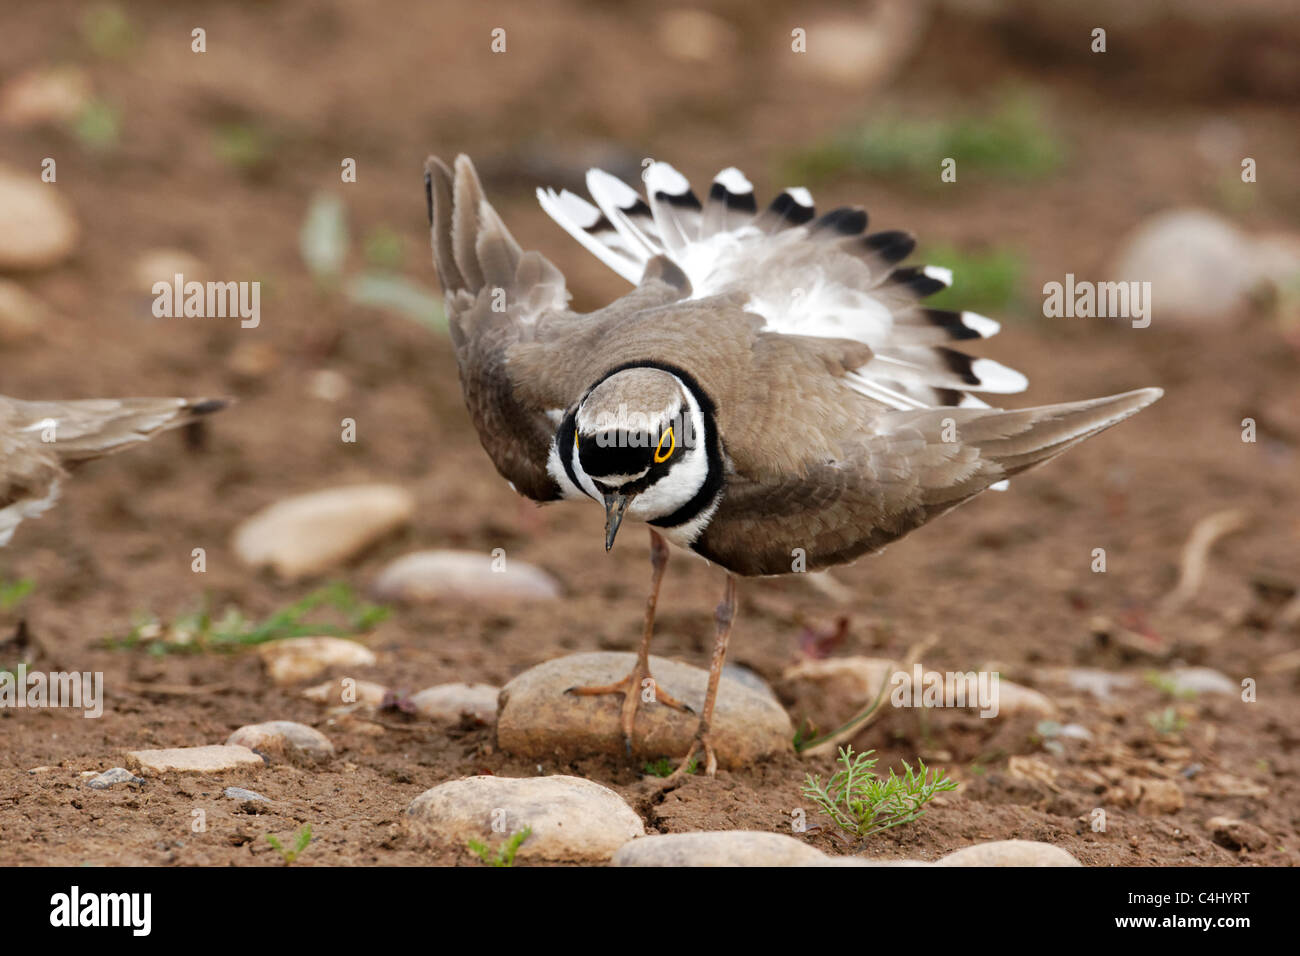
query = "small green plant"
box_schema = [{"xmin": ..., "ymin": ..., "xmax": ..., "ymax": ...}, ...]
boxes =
[
  {"xmin": 1147, "ymin": 706, "xmax": 1187, "ymax": 736},
  {"xmin": 0, "ymin": 577, "xmax": 34, "ymax": 612},
  {"xmin": 265, "ymin": 825, "xmax": 313, "ymax": 864},
  {"xmin": 642, "ymin": 756, "xmax": 698, "ymax": 778},
  {"xmin": 71, "ymin": 99, "xmax": 122, "ymax": 152},
  {"xmin": 467, "ymin": 827, "xmax": 532, "ymax": 867},
  {"xmin": 802, "ymin": 746, "xmax": 958, "ymax": 839},
  {"xmin": 80, "ymin": 3, "xmax": 137, "ymax": 59},
  {"xmin": 784, "ymin": 92, "xmax": 1064, "ymax": 186},
  {"xmin": 212, "ymin": 122, "xmax": 273, "ymax": 174},
  {"xmin": 920, "ymin": 244, "xmax": 1025, "ymax": 315},
  {"xmin": 1144, "ymin": 671, "xmax": 1198, "ymax": 701},
  {"xmin": 103, "ymin": 583, "xmax": 388, "ymax": 654}
]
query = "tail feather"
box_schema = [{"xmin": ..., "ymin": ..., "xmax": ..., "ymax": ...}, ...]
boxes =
[
  {"xmin": 10, "ymin": 396, "xmax": 228, "ymax": 463},
  {"xmin": 888, "ymin": 387, "xmax": 1163, "ymax": 506}
]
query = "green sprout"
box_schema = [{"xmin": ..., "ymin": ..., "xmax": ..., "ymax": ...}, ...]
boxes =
[
  {"xmin": 0, "ymin": 577, "xmax": 34, "ymax": 612},
  {"xmin": 103, "ymin": 583, "xmax": 388, "ymax": 655},
  {"xmin": 265, "ymin": 825, "xmax": 313, "ymax": 865},
  {"xmin": 784, "ymin": 92, "xmax": 1064, "ymax": 186},
  {"xmin": 642, "ymin": 756, "xmax": 698, "ymax": 778},
  {"xmin": 1147, "ymin": 706, "xmax": 1187, "ymax": 736},
  {"xmin": 802, "ymin": 746, "xmax": 958, "ymax": 839},
  {"xmin": 468, "ymin": 827, "xmax": 532, "ymax": 867}
]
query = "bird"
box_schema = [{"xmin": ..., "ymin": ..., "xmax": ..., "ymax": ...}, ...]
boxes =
[
  {"xmin": 424, "ymin": 153, "xmax": 1162, "ymax": 779},
  {"xmin": 0, "ymin": 395, "xmax": 227, "ymax": 546}
]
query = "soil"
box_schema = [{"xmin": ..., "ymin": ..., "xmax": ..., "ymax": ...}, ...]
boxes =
[{"xmin": 1, "ymin": 0, "xmax": 1297, "ymax": 866}]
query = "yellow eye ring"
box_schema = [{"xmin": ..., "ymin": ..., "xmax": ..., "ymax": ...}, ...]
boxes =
[
  {"xmin": 654, "ymin": 426, "xmax": 676, "ymax": 463},
  {"xmin": 574, "ymin": 430, "xmax": 579, "ymax": 449}
]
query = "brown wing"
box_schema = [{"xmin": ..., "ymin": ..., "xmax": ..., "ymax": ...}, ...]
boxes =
[
  {"xmin": 696, "ymin": 389, "xmax": 1163, "ymax": 576},
  {"xmin": 429, "ymin": 155, "xmax": 699, "ymax": 501}
]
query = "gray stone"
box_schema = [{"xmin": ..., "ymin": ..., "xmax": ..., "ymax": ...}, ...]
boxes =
[
  {"xmin": 496, "ymin": 652, "xmax": 792, "ymax": 770},
  {"xmin": 411, "ymin": 683, "xmax": 499, "ymax": 723},
  {"xmin": 612, "ymin": 830, "xmax": 826, "ymax": 867},
  {"xmin": 232, "ymin": 484, "xmax": 415, "ymax": 580},
  {"xmin": 935, "ymin": 840, "xmax": 1081, "ymax": 867},
  {"xmin": 226, "ymin": 720, "xmax": 335, "ymax": 764},
  {"xmin": 86, "ymin": 767, "xmax": 144, "ymax": 790},
  {"xmin": 223, "ymin": 786, "xmax": 270, "ymax": 803},
  {"xmin": 126, "ymin": 745, "xmax": 264, "ymax": 775},
  {"xmin": 371, "ymin": 549, "xmax": 561, "ymax": 604},
  {"xmin": 406, "ymin": 774, "xmax": 643, "ymax": 863},
  {"xmin": 258, "ymin": 636, "xmax": 377, "ymax": 686}
]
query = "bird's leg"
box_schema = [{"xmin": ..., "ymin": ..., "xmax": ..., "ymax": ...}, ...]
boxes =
[
  {"xmin": 666, "ymin": 574, "xmax": 737, "ymax": 782},
  {"xmin": 566, "ymin": 529, "xmax": 692, "ymax": 753}
]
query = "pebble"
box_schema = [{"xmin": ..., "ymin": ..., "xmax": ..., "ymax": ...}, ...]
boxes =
[
  {"xmin": 406, "ymin": 774, "xmax": 643, "ymax": 863},
  {"xmin": 1047, "ymin": 667, "xmax": 1137, "ymax": 700},
  {"xmin": 132, "ymin": 248, "xmax": 204, "ymax": 293},
  {"xmin": 1127, "ymin": 778, "xmax": 1185, "ymax": 815},
  {"xmin": 1163, "ymin": 667, "xmax": 1237, "ymax": 696},
  {"xmin": 232, "ymin": 484, "xmax": 415, "ymax": 579},
  {"xmin": 612, "ymin": 831, "xmax": 826, "ymax": 867},
  {"xmin": 1110, "ymin": 209, "xmax": 1300, "ymax": 326},
  {"xmin": 935, "ymin": 840, "xmax": 1082, "ymax": 867},
  {"xmin": 789, "ymin": 6, "xmax": 929, "ymax": 89},
  {"xmin": 125, "ymin": 745, "xmax": 263, "ymax": 775},
  {"xmin": 1207, "ymin": 816, "xmax": 1269, "ymax": 852},
  {"xmin": 0, "ymin": 66, "xmax": 90, "ymax": 127},
  {"xmin": 0, "ymin": 165, "xmax": 79, "ymax": 271},
  {"xmin": 226, "ymin": 720, "xmax": 335, "ymax": 764},
  {"xmin": 258, "ymin": 636, "xmax": 377, "ymax": 686},
  {"xmin": 411, "ymin": 683, "xmax": 500, "ymax": 723},
  {"xmin": 779, "ymin": 656, "xmax": 899, "ymax": 731},
  {"xmin": 0, "ymin": 279, "xmax": 48, "ymax": 341},
  {"xmin": 86, "ymin": 767, "xmax": 144, "ymax": 790},
  {"xmin": 223, "ymin": 786, "xmax": 270, "ymax": 803},
  {"xmin": 496, "ymin": 652, "xmax": 793, "ymax": 770},
  {"xmin": 301, "ymin": 677, "xmax": 389, "ymax": 708},
  {"xmin": 370, "ymin": 549, "xmax": 561, "ymax": 604}
]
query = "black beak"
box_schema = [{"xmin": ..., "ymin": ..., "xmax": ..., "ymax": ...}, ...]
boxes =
[{"xmin": 602, "ymin": 492, "xmax": 635, "ymax": 551}]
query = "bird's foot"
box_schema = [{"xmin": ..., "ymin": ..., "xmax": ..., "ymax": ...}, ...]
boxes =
[
  {"xmin": 661, "ymin": 726, "xmax": 717, "ymax": 787},
  {"xmin": 565, "ymin": 665, "xmax": 693, "ymax": 754}
]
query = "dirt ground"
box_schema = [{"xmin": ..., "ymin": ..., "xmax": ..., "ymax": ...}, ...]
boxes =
[{"xmin": 1, "ymin": 0, "xmax": 1297, "ymax": 866}]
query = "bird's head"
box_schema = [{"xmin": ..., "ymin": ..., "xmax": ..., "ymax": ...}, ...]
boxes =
[{"xmin": 560, "ymin": 366, "xmax": 714, "ymax": 550}]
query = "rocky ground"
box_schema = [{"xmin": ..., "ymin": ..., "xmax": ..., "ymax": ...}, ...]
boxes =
[{"xmin": 1, "ymin": 0, "xmax": 1298, "ymax": 866}]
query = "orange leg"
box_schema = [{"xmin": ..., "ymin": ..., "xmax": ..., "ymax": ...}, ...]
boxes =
[
  {"xmin": 567, "ymin": 529, "xmax": 692, "ymax": 753},
  {"xmin": 665, "ymin": 574, "xmax": 737, "ymax": 782}
]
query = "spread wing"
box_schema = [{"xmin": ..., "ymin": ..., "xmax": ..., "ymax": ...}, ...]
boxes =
[
  {"xmin": 694, "ymin": 389, "xmax": 1163, "ymax": 576},
  {"xmin": 537, "ymin": 161, "xmax": 1027, "ymax": 412},
  {"xmin": 427, "ymin": 155, "xmax": 693, "ymax": 501}
]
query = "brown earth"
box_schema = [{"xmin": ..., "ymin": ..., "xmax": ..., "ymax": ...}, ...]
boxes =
[{"xmin": 0, "ymin": 0, "xmax": 1297, "ymax": 866}]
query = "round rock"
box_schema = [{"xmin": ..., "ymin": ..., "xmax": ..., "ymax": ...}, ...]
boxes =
[
  {"xmin": 0, "ymin": 166, "xmax": 79, "ymax": 271},
  {"xmin": 612, "ymin": 831, "xmax": 826, "ymax": 867},
  {"xmin": 258, "ymin": 636, "xmax": 377, "ymax": 686},
  {"xmin": 496, "ymin": 652, "xmax": 793, "ymax": 770},
  {"xmin": 226, "ymin": 720, "xmax": 335, "ymax": 764},
  {"xmin": 370, "ymin": 549, "xmax": 561, "ymax": 604},
  {"xmin": 232, "ymin": 484, "xmax": 415, "ymax": 580},
  {"xmin": 935, "ymin": 840, "xmax": 1081, "ymax": 867},
  {"xmin": 301, "ymin": 676, "xmax": 389, "ymax": 708},
  {"xmin": 411, "ymin": 683, "xmax": 500, "ymax": 723},
  {"xmin": 406, "ymin": 774, "xmax": 643, "ymax": 863}
]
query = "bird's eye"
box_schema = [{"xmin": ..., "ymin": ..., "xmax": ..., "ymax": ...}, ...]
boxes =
[
  {"xmin": 654, "ymin": 425, "xmax": 676, "ymax": 463},
  {"xmin": 574, "ymin": 431, "xmax": 579, "ymax": 450}
]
